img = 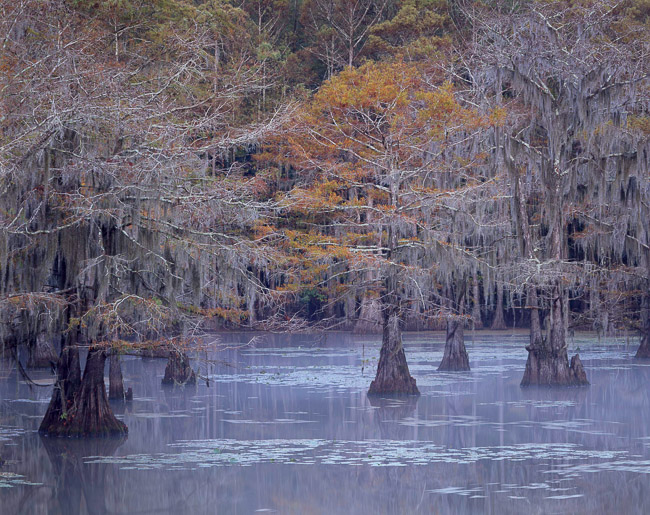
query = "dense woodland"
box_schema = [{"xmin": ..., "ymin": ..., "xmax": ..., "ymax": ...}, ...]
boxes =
[{"xmin": 0, "ymin": 0, "xmax": 648, "ymax": 435}]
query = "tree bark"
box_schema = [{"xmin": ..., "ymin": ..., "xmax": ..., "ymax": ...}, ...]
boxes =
[
  {"xmin": 39, "ymin": 336, "xmax": 82, "ymax": 435},
  {"xmin": 40, "ymin": 347, "xmax": 127, "ymax": 437},
  {"xmin": 438, "ymin": 317, "xmax": 470, "ymax": 371},
  {"xmin": 161, "ymin": 350, "xmax": 196, "ymax": 386},
  {"xmin": 108, "ymin": 352, "xmax": 125, "ymax": 401},
  {"xmin": 368, "ymin": 305, "xmax": 419, "ymax": 395},
  {"xmin": 521, "ymin": 284, "xmax": 589, "ymax": 386}
]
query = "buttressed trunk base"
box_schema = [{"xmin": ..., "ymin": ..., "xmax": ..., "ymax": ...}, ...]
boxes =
[
  {"xmin": 521, "ymin": 347, "xmax": 588, "ymax": 386},
  {"xmin": 40, "ymin": 348, "xmax": 127, "ymax": 437},
  {"xmin": 368, "ymin": 310, "xmax": 419, "ymax": 395},
  {"xmin": 521, "ymin": 286, "xmax": 588, "ymax": 386}
]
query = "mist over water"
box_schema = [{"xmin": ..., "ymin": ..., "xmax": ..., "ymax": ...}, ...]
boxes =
[{"xmin": 1, "ymin": 332, "xmax": 649, "ymax": 514}]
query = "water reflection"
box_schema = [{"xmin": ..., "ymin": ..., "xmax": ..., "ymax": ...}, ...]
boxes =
[
  {"xmin": 0, "ymin": 332, "xmax": 648, "ymax": 514},
  {"xmin": 42, "ymin": 436, "xmax": 126, "ymax": 515}
]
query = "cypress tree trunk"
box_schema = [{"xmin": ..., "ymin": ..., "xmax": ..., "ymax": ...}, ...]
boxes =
[
  {"xmin": 353, "ymin": 296, "xmax": 382, "ymax": 334},
  {"xmin": 521, "ymin": 285, "xmax": 588, "ymax": 386},
  {"xmin": 471, "ymin": 275, "xmax": 483, "ymax": 330},
  {"xmin": 438, "ymin": 317, "xmax": 470, "ymax": 371},
  {"xmin": 438, "ymin": 280, "xmax": 471, "ymax": 371},
  {"xmin": 368, "ymin": 303, "xmax": 419, "ymax": 395},
  {"xmin": 521, "ymin": 181, "xmax": 589, "ymax": 386},
  {"xmin": 635, "ymin": 294, "xmax": 650, "ymax": 359},
  {"xmin": 491, "ymin": 283, "xmax": 507, "ymax": 329},
  {"xmin": 108, "ymin": 352, "xmax": 125, "ymax": 401},
  {"xmin": 368, "ymin": 188, "xmax": 418, "ymax": 396},
  {"xmin": 438, "ymin": 277, "xmax": 469, "ymax": 371},
  {"xmin": 40, "ymin": 336, "xmax": 82, "ymax": 434},
  {"xmin": 161, "ymin": 350, "xmax": 196, "ymax": 386},
  {"xmin": 67, "ymin": 348, "xmax": 127, "ymax": 436},
  {"xmin": 40, "ymin": 347, "xmax": 127, "ymax": 437}
]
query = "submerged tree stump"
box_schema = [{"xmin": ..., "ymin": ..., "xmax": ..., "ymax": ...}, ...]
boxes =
[
  {"xmin": 40, "ymin": 348, "xmax": 127, "ymax": 437},
  {"xmin": 438, "ymin": 318, "xmax": 470, "ymax": 371},
  {"xmin": 368, "ymin": 309, "xmax": 419, "ymax": 396},
  {"xmin": 108, "ymin": 352, "xmax": 125, "ymax": 401},
  {"xmin": 161, "ymin": 350, "xmax": 196, "ymax": 386},
  {"xmin": 27, "ymin": 335, "xmax": 58, "ymax": 369}
]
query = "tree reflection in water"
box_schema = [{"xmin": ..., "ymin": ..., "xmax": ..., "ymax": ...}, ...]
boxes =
[{"xmin": 41, "ymin": 436, "xmax": 126, "ymax": 515}]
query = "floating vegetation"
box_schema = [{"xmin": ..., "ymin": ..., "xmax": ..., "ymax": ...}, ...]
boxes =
[
  {"xmin": 0, "ymin": 426, "xmax": 25, "ymax": 443},
  {"xmin": 7, "ymin": 399, "xmax": 50, "ymax": 405},
  {"xmin": 211, "ymin": 338, "xmax": 643, "ymax": 395},
  {"xmin": 223, "ymin": 419, "xmax": 315, "ymax": 425},
  {"xmin": 478, "ymin": 400, "xmax": 577, "ymax": 409},
  {"xmin": 554, "ymin": 460, "xmax": 650, "ymax": 475},
  {"xmin": 429, "ymin": 486, "xmax": 484, "ymax": 496},
  {"xmin": 132, "ymin": 413, "xmax": 191, "ymax": 419},
  {"xmin": 0, "ymin": 472, "xmax": 42, "ymax": 489},
  {"xmin": 84, "ymin": 439, "xmax": 628, "ymax": 472},
  {"xmin": 397, "ymin": 415, "xmax": 485, "ymax": 428}
]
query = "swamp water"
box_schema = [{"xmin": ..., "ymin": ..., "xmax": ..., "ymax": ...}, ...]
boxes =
[{"xmin": 0, "ymin": 332, "xmax": 649, "ymax": 514}]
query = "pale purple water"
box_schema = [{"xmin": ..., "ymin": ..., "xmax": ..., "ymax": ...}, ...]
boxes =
[{"xmin": 0, "ymin": 331, "xmax": 648, "ymax": 514}]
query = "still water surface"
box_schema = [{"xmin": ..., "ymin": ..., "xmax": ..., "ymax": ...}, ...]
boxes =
[{"xmin": 0, "ymin": 332, "xmax": 649, "ymax": 514}]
